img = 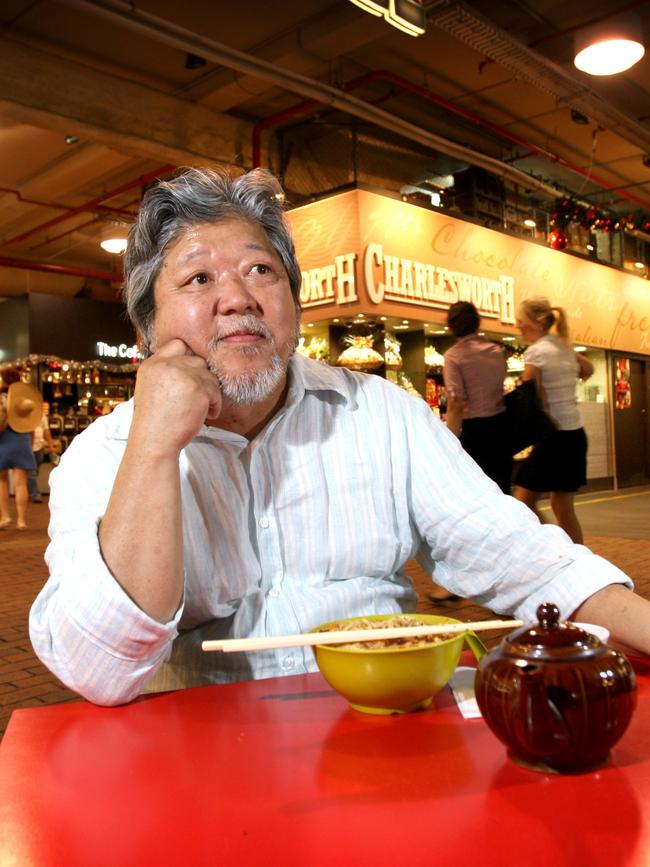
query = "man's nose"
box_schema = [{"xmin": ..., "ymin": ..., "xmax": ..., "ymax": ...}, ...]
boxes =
[{"xmin": 214, "ymin": 274, "xmax": 260, "ymax": 315}]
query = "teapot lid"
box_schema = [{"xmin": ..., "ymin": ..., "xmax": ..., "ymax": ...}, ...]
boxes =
[{"xmin": 503, "ymin": 602, "xmax": 603, "ymax": 661}]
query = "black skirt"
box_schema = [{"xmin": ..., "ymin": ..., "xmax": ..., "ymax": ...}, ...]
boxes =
[{"xmin": 514, "ymin": 427, "xmax": 588, "ymax": 493}]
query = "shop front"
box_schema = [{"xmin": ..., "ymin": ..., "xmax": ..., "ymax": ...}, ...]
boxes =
[
  {"xmin": 0, "ymin": 292, "xmax": 138, "ymax": 458},
  {"xmin": 289, "ymin": 188, "xmax": 650, "ymax": 490}
]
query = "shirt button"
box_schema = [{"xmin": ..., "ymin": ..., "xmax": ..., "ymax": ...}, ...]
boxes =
[
  {"xmin": 283, "ymin": 657, "xmax": 295, "ymax": 669},
  {"xmin": 268, "ymin": 588, "xmax": 280, "ymax": 598},
  {"xmin": 258, "ymin": 517, "xmax": 270, "ymax": 528}
]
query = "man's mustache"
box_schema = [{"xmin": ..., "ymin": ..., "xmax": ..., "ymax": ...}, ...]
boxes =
[{"xmin": 209, "ymin": 315, "xmax": 273, "ymax": 347}]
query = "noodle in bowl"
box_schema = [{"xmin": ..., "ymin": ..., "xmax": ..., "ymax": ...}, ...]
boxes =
[{"xmin": 310, "ymin": 613, "xmax": 472, "ymax": 715}]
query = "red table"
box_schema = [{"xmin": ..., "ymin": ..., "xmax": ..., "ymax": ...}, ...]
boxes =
[{"xmin": 2, "ymin": 657, "xmax": 650, "ymax": 867}]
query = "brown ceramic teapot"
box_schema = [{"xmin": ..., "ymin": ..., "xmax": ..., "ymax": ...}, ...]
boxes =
[{"xmin": 475, "ymin": 602, "xmax": 637, "ymax": 772}]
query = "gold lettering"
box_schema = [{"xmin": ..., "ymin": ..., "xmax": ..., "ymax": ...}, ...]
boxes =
[
  {"xmin": 384, "ymin": 255, "xmax": 401, "ymax": 295},
  {"xmin": 610, "ymin": 301, "xmax": 650, "ymax": 347},
  {"xmin": 299, "ymin": 272, "xmax": 313, "ymax": 306},
  {"xmin": 471, "ymin": 275, "xmax": 483, "ymax": 309},
  {"xmin": 401, "ymin": 259, "xmax": 414, "ymax": 298},
  {"xmin": 309, "ymin": 267, "xmax": 324, "ymax": 301},
  {"xmin": 321, "ymin": 264, "xmax": 336, "ymax": 300},
  {"xmin": 334, "ymin": 254, "xmax": 358, "ymax": 304},
  {"xmin": 456, "ymin": 272, "xmax": 472, "ymax": 302},
  {"xmin": 413, "ymin": 262, "xmax": 427, "ymax": 299},
  {"xmin": 425, "ymin": 265, "xmax": 438, "ymax": 301},
  {"xmin": 446, "ymin": 271, "xmax": 459, "ymax": 304},
  {"xmin": 364, "ymin": 243, "xmax": 384, "ymax": 304},
  {"xmin": 499, "ymin": 276, "xmax": 515, "ymax": 324}
]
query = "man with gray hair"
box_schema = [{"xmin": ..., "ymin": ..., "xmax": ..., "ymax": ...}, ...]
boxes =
[{"xmin": 30, "ymin": 167, "xmax": 650, "ymax": 706}]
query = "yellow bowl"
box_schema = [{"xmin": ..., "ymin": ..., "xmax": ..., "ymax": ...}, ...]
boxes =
[{"xmin": 311, "ymin": 613, "xmax": 482, "ymax": 715}]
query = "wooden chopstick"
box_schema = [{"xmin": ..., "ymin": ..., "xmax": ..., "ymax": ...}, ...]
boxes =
[{"xmin": 201, "ymin": 618, "xmax": 523, "ymax": 653}]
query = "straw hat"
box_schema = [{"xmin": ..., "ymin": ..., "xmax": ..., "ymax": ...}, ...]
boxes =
[{"xmin": 6, "ymin": 382, "xmax": 43, "ymax": 433}]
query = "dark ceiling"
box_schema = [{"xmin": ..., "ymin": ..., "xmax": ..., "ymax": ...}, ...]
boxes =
[{"xmin": 0, "ymin": 0, "xmax": 648, "ymax": 300}]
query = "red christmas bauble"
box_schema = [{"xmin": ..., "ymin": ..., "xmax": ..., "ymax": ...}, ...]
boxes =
[{"xmin": 549, "ymin": 229, "xmax": 568, "ymax": 250}]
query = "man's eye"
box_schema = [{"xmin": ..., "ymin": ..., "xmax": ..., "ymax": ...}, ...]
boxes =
[
  {"xmin": 192, "ymin": 272, "xmax": 209, "ymax": 284},
  {"xmin": 251, "ymin": 264, "xmax": 271, "ymax": 275}
]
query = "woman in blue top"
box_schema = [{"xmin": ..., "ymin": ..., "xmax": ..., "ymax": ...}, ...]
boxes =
[{"xmin": 513, "ymin": 297, "xmax": 594, "ymax": 543}]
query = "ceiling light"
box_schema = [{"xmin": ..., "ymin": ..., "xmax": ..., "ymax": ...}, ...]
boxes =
[
  {"xmin": 388, "ymin": 0, "xmax": 426, "ymax": 36},
  {"xmin": 402, "ymin": 319, "xmax": 409, "ymax": 324},
  {"xmin": 635, "ymin": 261, "xmax": 645, "ymax": 269},
  {"xmin": 347, "ymin": 0, "xmax": 425, "ymax": 36},
  {"xmin": 100, "ymin": 237, "xmax": 128, "ymax": 254},
  {"xmin": 586, "ymin": 243, "xmax": 595, "ymax": 251},
  {"xmin": 574, "ymin": 346, "xmax": 587, "ymax": 352},
  {"xmin": 574, "ymin": 15, "xmax": 645, "ymax": 76},
  {"xmin": 524, "ymin": 218, "xmax": 536, "ymax": 228},
  {"xmin": 348, "ymin": 0, "xmax": 388, "ymax": 15},
  {"xmin": 503, "ymin": 336, "xmax": 516, "ymax": 341}
]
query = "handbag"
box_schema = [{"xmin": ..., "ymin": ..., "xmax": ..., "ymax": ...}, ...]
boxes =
[{"xmin": 504, "ymin": 379, "xmax": 557, "ymax": 456}]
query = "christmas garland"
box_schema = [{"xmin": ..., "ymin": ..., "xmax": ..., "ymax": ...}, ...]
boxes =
[
  {"xmin": 0, "ymin": 354, "xmax": 139, "ymax": 376},
  {"xmin": 551, "ymin": 199, "xmax": 650, "ymax": 233}
]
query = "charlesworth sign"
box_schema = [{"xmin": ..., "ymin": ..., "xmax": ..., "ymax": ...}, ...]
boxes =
[{"xmin": 288, "ymin": 188, "xmax": 650, "ymax": 356}]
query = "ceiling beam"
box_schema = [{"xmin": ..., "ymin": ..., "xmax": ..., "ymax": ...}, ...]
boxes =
[{"xmin": 0, "ymin": 37, "xmax": 252, "ymax": 170}]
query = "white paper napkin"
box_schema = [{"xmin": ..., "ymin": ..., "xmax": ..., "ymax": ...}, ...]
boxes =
[{"xmin": 449, "ymin": 666, "xmax": 482, "ymax": 719}]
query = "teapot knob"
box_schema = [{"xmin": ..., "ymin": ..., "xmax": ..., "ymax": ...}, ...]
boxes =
[{"xmin": 536, "ymin": 602, "xmax": 560, "ymax": 628}]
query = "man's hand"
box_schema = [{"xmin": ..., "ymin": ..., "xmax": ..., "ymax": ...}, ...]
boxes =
[{"xmin": 131, "ymin": 338, "xmax": 222, "ymax": 457}]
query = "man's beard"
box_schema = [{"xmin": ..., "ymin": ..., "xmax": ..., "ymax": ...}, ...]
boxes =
[{"xmin": 206, "ymin": 314, "xmax": 299, "ymax": 406}]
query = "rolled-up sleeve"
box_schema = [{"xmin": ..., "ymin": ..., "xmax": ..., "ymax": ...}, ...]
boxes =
[
  {"xmin": 29, "ymin": 417, "xmax": 183, "ymax": 706},
  {"xmin": 404, "ymin": 397, "xmax": 632, "ymax": 621}
]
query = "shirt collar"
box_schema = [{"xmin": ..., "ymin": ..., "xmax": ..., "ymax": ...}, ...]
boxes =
[{"xmin": 286, "ymin": 353, "xmax": 356, "ymax": 409}]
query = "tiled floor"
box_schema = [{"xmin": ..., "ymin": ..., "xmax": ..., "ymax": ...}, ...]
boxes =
[{"xmin": 2, "ymin": 487, "xmax": 649, "ymax": 739}]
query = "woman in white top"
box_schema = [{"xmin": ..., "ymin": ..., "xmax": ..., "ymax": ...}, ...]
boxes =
[{"xmin": 513, "ymin": 297, "xmax": 594, "ymax": 543}]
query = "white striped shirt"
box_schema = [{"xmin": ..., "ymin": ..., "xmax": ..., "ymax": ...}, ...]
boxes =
[{"xmin": 29, "ymin": 354, "xmax": 631, "ymax": 705}]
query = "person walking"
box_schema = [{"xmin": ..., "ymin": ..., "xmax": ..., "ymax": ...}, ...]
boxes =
[
  {"xmin": 0, "ymin": 370, "xmax": 39, "ymax": 530},
  {"xmin": 443, "ymin": 301, "xmax": 512, "ymax": 494},
  {"xmin": 28, "ymin": 412, "xmax": 54, "ymax": 503},
  {"xmin": 513, "ymin": 296, "xmax": 594, "ymax": 543}
]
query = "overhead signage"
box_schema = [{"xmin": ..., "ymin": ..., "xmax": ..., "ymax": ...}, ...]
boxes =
[
  {"xmin": 288, "ymin": 188, "xmax": 650, "ymax": 354},
  {"xmin": 96, "ymin": 341, "xmax": 141, "ymax": 360},
  {"xmin": 300, "ymin": 245, "xmax": 515, "ymax": 324}
]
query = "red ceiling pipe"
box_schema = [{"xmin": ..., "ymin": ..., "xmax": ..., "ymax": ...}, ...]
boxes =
[
  {"xmin": 0, "ymin": 186, "xmax": 136, "ymax": 220},
  {"xmin": 0, "ymin": 255, "xmax": 121, "ymax": 282},
  {"xmin": 253, "ymin": 70, "xmax": 650, "ymax": 209},
  {"xmin": 0, "ymin": 164, "xmax": 175, "ymax": 250},
  {"xmin": 28, "ymin": 196, "xmax": 141, "ymax": 251},
  {"xmin": 28, "ymin": 216, "xmax": 103, "ymax": 252}
]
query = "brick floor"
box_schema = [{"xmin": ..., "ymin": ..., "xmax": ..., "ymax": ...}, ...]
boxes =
[{"xmin": 2, "ymin": 492, "xmax": 650, "ymax": 740}]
